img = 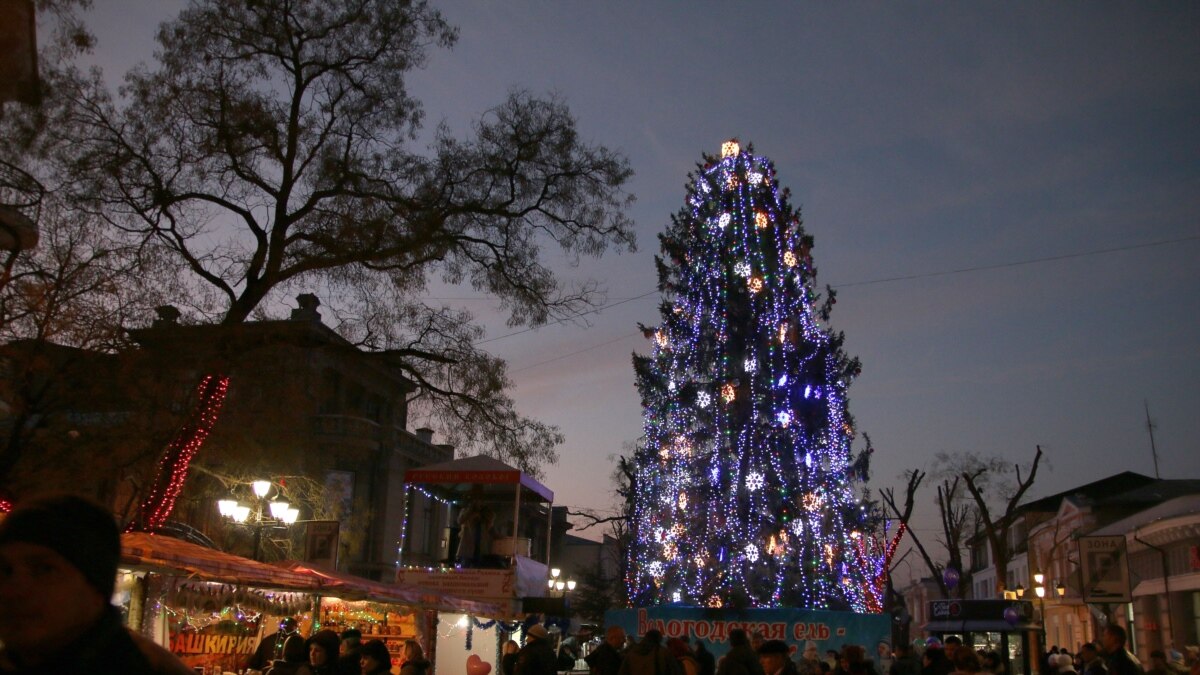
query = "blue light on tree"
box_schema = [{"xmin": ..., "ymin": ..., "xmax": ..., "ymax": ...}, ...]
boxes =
[{"xmin": 629, "ymin": 140, "xmax": 882, "ymax": 610}]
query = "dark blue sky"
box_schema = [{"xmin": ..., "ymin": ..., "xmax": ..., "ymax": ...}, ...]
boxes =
[{"xmin": 85, "ymin": 3, "xmax": 1200, "ymax": 552}]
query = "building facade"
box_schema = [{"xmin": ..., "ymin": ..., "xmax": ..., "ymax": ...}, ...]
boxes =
[{"xmin": 1, "ymin": 295, "xmax": 457, "ymax": 580}]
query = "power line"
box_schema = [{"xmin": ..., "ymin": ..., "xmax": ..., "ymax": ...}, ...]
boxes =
[
  {"xmin": 832, "ymin": 234, "xmax": 1200, "ymax": 289},
  {"xmin": 485, "ymin": 233, "xmax": 1199, "ymax": 350},
  {"xmin": 509, "ymin": 331, "xmax": 643, "ymax": 373},
  {"xmin": 475, "ymin": 290, "xmax": 658, "ymax": 345}
]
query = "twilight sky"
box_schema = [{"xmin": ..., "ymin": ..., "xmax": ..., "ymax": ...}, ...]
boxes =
[{"xmin": 82, "ymin": 3, "xmax": 1200, "ymax": 557}]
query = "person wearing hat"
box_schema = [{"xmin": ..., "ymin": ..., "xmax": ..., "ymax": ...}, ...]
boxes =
[
  {"xmin": 758, "ymin": 640, "xmax": 797, "ymax": 675},
  {"xmin": 516, "ymin": 624, "xmax": 557, "ymax": 675},
  {"xmin": 717, "ymin": 629, "xmax": 765, "ymax": 675},
  {"xmin": 250, "ymin": 617, "xmax": 302, "ymax": 670},
  {"xmin": 0, "ymin": 493, "xmax": 194, "ymax": 674},
  {"xmin": 299, "ymin": 629, "xmax": 342, "ymax": 675},
  {"xmin": 338, "ymin": 628, "xmax": 364, "ymax": 675},
  {"xmin": 358, "ymin": 640, "xmax": 393, "ymax": 675}
]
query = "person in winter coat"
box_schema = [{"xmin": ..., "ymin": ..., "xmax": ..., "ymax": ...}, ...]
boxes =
[
  {"xmin": 515, "ymin": 625, "xmax": 557, "ymax": 675},
  {"xmin": 266, "ymin": 635, "xmax": 310, "ymax": 675},
  {"xmin": 667, "ymin": 637, "xmax": 701, "ymax": 675},
  {"xmin": 620, "ymin": 630, "xmax": 684, "ymax": 675},
  {"xmin": 586, "ymin": 627, "xmax": 626, "ymax": 675},
  {"xmin": 358, "ymin": 640, "xmax": 392, "ymax": 675},
  {"xmin": 338, "ymin": 629, "xmax": 364, "ymax": 675},
  {"xmin": 758, "ymin": 640, "xmax": 798, "ymax": 675},
  {"xmin": 890, "ymin": 645, "xmax": 921, "ymax": 675},
  {"xmin": 1079, "ymin": 643, "xmax": 1108, "ymax": 675},
  {"xmin": 503, "ymin": 640, "xmax": 522, "ymax": 675},
  {"xmin": 400, "ymin": 640, "xmax": 432, "ymax": 675},
  {"xmin": 0, "ymin": 494, "xmax": 194, "ymax": 675},
  {"xmin": 299, "ymin": 629, "xmax": 342, "ymax": 675},
  {"xmin": 694, "ymin": 641, "xmax": 716, "ymax": 675},
  {"xmin": 1101, "ymin": 626, "xmax": 1141, "ymax": 675},
  {"xmin": 716, "ymin": 629, "xmax": 764, "ymax": 675}
]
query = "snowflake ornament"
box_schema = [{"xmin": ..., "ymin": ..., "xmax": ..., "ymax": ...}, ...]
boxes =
[{"xmin": 744, "ymin": 543, "xmax": 760, "ymax": 562}]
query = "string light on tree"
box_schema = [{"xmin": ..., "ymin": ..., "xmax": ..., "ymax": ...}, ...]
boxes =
[
  {"xmin": 630, "ymin": 139, "xmax": 883, "ymax": 610},
  {"xmin": 132, "ymin": 375, "xmax": 230, "ymax": 531}
]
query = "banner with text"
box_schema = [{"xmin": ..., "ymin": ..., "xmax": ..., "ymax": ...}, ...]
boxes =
[
  {"xmin": 605, "ymin": 607, "xmax": 890, "ymax": 659},
  {"xmin": 396, "ymin": 568, "xmax": 516, "ymax": 607}
]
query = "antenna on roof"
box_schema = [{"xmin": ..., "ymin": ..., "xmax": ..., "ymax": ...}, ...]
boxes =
[{"xmin": 1143, "ymin": 400, "xmax": 1160, "ymax": 479}]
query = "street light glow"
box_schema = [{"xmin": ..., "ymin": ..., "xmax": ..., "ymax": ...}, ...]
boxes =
[{"xmin": 252, "ymin": 480, "xmax": 272, "ymax": 498}]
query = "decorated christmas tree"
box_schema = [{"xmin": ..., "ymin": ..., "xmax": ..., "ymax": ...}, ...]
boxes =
[{"xmin": 629, "ymin": 140, "xmax": 886, "ymax": 611}]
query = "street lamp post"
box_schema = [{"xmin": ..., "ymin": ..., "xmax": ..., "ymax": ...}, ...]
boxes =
[{"xmin": 217, "ymin": 480, "xmax": 299, "ymax": 561}]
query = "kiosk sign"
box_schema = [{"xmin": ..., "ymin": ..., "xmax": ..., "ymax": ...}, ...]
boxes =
[{"xmin": 1078, "ymin": 536, "xmax": 1131, "ymax": 603}]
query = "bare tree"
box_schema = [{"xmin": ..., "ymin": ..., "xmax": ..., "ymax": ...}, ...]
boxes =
[
  {"xmin": 881, "ymin": 469, "xmax": 975, "ymax": 599},
  {"xmin": 0, "ymin": 189, "xmax": 168, "ymax": 494},
  {"xmin": 6, "ymin": 0, "xmax": 635, "ymax": 485},
  {"xmin": 961, "ymin": 445, "xmax": 1043, "ymax": 595}
]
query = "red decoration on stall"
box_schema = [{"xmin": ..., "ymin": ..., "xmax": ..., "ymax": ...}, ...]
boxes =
[{"xmin": 130, "ymin": 374, "xmax": 230, "ymax": 531}]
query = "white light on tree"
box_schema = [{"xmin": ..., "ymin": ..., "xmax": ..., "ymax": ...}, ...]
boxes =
[
  {"xmin": 734, "ymin": 261, "xmax": 751, "ymax": 277},
  {"xmin": 746, "ymin": 471, "xmax": 764, "ymax": 491},
  {"xmin": 697, "ymin": 391, "xmax": 711, "ymax": 408},
  {"xmin": 744, "ymin": 543, "xmax": 760, "ymax": 562},
  {"xmin": 647, "ymin": 561, "xmax": 665, "ymax": 578},
  {"xmin": 718, "ymin": 213, "xmax": 731, "ymax": 229},
  {"xmin": 743, "ymin": 358, "xmax": 756, "ymax": 372},
  {"xmin": 721, "ymin": 140, "xmax": 740, "ymax": 158}
]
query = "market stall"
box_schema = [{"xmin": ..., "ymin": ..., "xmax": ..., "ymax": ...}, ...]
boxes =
[
  {"xmin": 119, "ymin": 532, "xmax": 505, "ymax": 673},
  {"xmin": 399, "ymin": 455, "xmax": 559, "ymax": 675}
]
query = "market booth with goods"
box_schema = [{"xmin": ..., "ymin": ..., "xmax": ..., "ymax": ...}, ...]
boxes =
[{"xmin": 118, "ymin": 531, "xmax": 503, "ymax": 673}]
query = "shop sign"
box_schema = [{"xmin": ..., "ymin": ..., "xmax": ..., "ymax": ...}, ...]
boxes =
[
  {"xmin": 1078, "ymin": 536, "xmax": 1131, "ymax": 603},
  {"xmin": 396, "ymin": 568, "xmax": 515, "ymax": 604}
]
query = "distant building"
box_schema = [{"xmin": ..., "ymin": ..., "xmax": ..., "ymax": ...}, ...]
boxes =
[
  {"xmin": 1, "ymin": 295, "xmax": 456, "ymax": 581},
  {"xmin": 956, "ymin": 471, "xmax": 1199, "ymax": 658}
]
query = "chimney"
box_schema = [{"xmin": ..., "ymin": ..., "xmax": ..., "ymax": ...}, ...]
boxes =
[
  {"xmin": 290, "ymin": 293, "xmax": 321, "ymax": 322},
  {"xmin": 436, "ymin": 443, "xmax": 455, "ymax": 458},
  {"xmin": 152, "ymin": 305, "xmax": 181, "ymax": 328},
  {"xmin": 414, "ymin": 427, "xmax": 434, "ymax": 444}
]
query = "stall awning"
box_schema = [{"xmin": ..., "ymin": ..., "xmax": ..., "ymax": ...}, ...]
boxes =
[
  {"xmin": 121, "ymin": 532, "xmax": 318, "ymax": 591},
  {"xmin": 123, "ymin": 533, "xmax": 505, "ymax": 616},
  {"xmin": 404, "ymin": 454, "xmax": 553, "ymax": 503},
  {"xmin": 278, "ymin": 561, "xmax": 505, "ymax": 617}
]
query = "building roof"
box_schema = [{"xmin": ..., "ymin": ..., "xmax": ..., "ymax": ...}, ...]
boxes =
[
  {"xmin": 1088, "ymin": 494, "xmax": 1200, "ymax": 537},
  {"xmin": 1018, "ymin": 471, "xmax": 1157, "ymax": 514},
  {"xmin": 1091, "ymin": 479, "xmax": 1200, "ymax": 507},
  {"xmin": 404, "ymin": 454, "xmax": 553, "ymax": 503}
]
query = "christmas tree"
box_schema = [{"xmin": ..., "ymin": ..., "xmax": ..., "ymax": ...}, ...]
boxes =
[{"xmin": 629, "ymin": 140, "xmax": 879, "ymax": 610}]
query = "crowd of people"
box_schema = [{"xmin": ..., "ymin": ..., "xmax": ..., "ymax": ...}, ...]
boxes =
[
  {"xmin": 5, "ymin": 495, "xmax": 1200, "ymax": 675},
  {"xmin": 247, "ymin": 624, "xmax": 428, "ymax": 675},
  {"xmin": 886, "ymin": 626, "xmax": 1200, "ymax": 675}
]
